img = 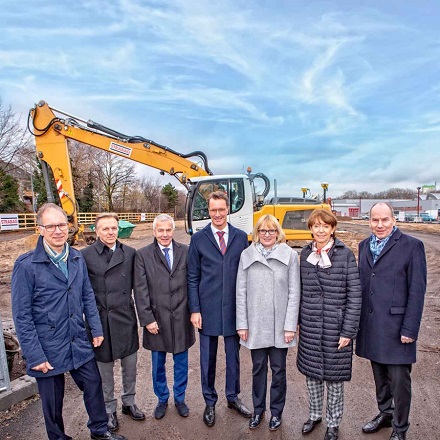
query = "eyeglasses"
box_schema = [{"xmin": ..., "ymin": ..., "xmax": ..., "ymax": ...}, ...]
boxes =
[
  {"xmin": 209, "ymin": 208, "xmax": 227, "ymax": 214},
  {"xmin": 258, "ymin": 229, "xmax": 277, "ymax": 236},
  {"xmin": 39, "ymin": 223, "xmax": 69, "ymax": 232}
]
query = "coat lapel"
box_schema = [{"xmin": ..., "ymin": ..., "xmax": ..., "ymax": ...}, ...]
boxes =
[
  {"xmin": 67, "ymin": 254, "xmax": 79, "ymax": 287},
  {"xmin": 171, "ymin": 240, "xmax": 183, "ymax": 274},
  {"xmin": 203, "ymin": 224, "xmax": 223, "ymax": 255},
  {"xmin": 154, "ymin": 239, "xmax": 171, "ymax": 271},
  {"xmin": 374, "ymin": 229, "xmax": 401, "ymax": 265},
  {"xmin": 107, "ymin": 243, "xmax": 124, "ymax": 271}
]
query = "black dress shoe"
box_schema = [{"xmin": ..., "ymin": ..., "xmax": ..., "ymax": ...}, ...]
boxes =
[
  {"xmin": 324, "ymin": 426, "xmax": 339, "ymax": 440},
  {"xmin": 90, "ymin": 431, "xmax": 127, "ymax": 440},
  {"xmin": 203, "ymin": 405, "xmax": 215, "ymax": 427},
  {"xmin": 390, "ymin": 431, "xmax": 406, "ymax": 440},
  {"xmin": 107, "ymin": 412, "xmax": 119, "ymax": 432},
  {"xmin": 269, "ymin": 416, "xmax": 282, "ymax": 431},
  {"xmin": 154, "ymin": 401, "xmax": 168, "ymax": 419},
  {"xmin": 249, "ymin": 413, "xmax": 264, "ymax": 429},
  {"xmin": 227, "ymin": 398, "xmax": 252, "ymax": 418},
  {"xmin": 362, "ymin": 413, "xmax": 393, "ymax": 433},
  {"xmin": 122, "ymin": 404, "xmax": 145, "ymax": 420},
  {"xmin": 175, "ymin": 401, "xmax": 189, "ymax": 417},
  {"xmin": 302, "ymin": 417, "xmax": 322, "ymax": 435}
]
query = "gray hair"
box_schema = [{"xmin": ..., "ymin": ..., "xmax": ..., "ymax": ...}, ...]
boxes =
[
  {"xmin": 153, "ymin": 214, "xmax": 175, "ymax": 230},
  {"xmin": 36, "ymin": 203, "xmax": 67, "ymax": 225}
]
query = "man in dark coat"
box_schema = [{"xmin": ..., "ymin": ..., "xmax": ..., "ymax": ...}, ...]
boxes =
[
  {"xmin": 82, "ymin": 213, "xmax": 144, "ymax": 433},
  {"xmin": 188, "ymin": 191, "xmax": 252, "ymax": 427},
  {"xmin": 12, "ymin": 203, "xmax": 125, "ymax": 440},
  {"xmin": 134, "ymin": 214, "xmax": 195, "ymax": 420},
  {"xmin": 357, "ymin": 202, "xmax": 427, "ymax": 440}
]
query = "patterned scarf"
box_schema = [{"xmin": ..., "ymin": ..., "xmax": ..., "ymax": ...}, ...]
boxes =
[
  {"xmin": 43, "ymin": 240, "xmax": 69, "ymax": 279},
  {"xmin": 369, "ymin": 226, "xmax": 396, "ymax": 264},
  {"xmin": 306, "ymin": 238, "xmax": 334, "ymax": 268},
  {"xmin": 255, "ymin": 242, "xmax": 279, "ymax": 258}
]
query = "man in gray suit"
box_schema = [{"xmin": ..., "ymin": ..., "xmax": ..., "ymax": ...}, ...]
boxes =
[
  {"xmin": 82, "ymin": 213, "xmax": 145, "ymax": 434},
  {"xmin": 134, "ymin": 214, "xmax": 195, "ymax": 420}
]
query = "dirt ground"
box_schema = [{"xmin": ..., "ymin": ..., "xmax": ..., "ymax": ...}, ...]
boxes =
[{"xmin": 0, "ymin": 220, "xmax": 439, "ymax": 440}]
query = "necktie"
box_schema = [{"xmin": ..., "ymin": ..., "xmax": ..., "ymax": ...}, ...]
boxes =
[
  {"xmin": 217, "ymin": 231, "xmax": 227, "ymax": 255},
  {"xmin": 106, "ymin": 246, "xmax": 113, "ymax": 263},
  {"xmin": 163, "ymin": 248, "xmax": 172, "ymax": 269}
]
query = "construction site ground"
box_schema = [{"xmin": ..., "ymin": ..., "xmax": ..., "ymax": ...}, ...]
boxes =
[{"xmin": 0, "ymin": 220, "xmax": 439, "ymax": 440}]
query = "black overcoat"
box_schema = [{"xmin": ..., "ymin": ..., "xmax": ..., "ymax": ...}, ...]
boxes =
[
  {"xmin": 134, "ymin": 239, "xmax": 195, "ymax": 354},
  {"xmin": 81, "ymin": 239, "xmax": 139, "ymax": 363},
  {"xmin": 297, "ymin": 239, "xmax": 362, "ymax": 381},
  {"xmin": 356, "ymin": 229, "xmax": 427, "ymax": 364}
]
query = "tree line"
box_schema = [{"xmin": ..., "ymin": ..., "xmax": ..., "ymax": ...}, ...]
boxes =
[{"xmin": 0, "ymin": 99, "xmax": 184, "ymax": 216}]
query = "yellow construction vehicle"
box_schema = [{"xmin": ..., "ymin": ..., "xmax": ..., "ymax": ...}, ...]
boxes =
[{"xmin": 28, "ymin": 100, "xmax": 327, "ymax": 244}]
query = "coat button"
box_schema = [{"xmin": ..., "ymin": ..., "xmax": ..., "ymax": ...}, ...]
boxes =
[
  {"xmin": 370, "ymin": 291, "xmax": 373, "ymax": 295},
  {"xmin": 369, "ymin": 309, "xmax": 373, "ymax": 313},
  {"xmin": 372, "ymin": 273, "xmax": 375, "ymax": 277}
]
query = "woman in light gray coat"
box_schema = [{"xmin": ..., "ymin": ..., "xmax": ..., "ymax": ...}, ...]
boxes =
[{"xmin": 236, "ymin": 214, "xmax": 300, "ymax": 432}]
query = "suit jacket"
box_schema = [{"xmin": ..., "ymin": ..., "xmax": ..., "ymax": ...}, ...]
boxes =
[
  {"xmin": 81, "ymin": 239, "xmax": 139, "ymax": 363},
  {"xmin": 188, "ymin": 223, "xmax": 249, "ymax": 336},
  {"xmin": 134, "ymin": 239, "xmax": 195, "ymax": 354},
  {"xmin": 356, "ymin": 228, "xmax": 427, "ymax": 364},
  {"xmin": 12, "ymin": 236, "xmax": 103, "ymax": 377}
]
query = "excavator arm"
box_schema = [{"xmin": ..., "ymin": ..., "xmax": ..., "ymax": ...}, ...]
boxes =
[{"xmin": 28, "ymin": 100, "xmax": 212, "ymax": 242}]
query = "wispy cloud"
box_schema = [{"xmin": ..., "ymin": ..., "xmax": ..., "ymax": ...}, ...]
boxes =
[{"xmin": 0, "ymin": 0, "xmax": 439, "ymax": 195}]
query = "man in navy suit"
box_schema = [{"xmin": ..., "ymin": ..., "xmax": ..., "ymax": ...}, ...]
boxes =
[
  {"xmin": 188, "ymin": 191, "xmax": 252, "ymax": 427},
  {"xmin": 357, "ymin": 202, "xmax": 427, "ymax": 440}
]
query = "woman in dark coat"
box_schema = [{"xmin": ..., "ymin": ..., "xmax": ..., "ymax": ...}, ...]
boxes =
[{"xmin": 297, "ymin": 209, "xmax": 361, "ymax": 440}]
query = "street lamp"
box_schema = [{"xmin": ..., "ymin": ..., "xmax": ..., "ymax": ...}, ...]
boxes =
[
  {"xmin": 321, "ymin": 182, "xmax": 329, "ymax": 203},
  {"xmin": 417, "ymin": 186, "xmax": 421, "ymax": 221},
  {"xmin": 301, "ymin": 187, "xmax": 310, "ymax": 200}
]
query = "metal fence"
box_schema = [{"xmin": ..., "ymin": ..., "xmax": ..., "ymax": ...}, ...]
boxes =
[{"xmin": 0, "ymin": 212, "xmax": 173, "ymax": 232}]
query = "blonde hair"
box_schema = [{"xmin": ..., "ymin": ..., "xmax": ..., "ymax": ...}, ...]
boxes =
[{"xmin": 251, "ymin": 214, "xmax": 285, "ymax": 244}]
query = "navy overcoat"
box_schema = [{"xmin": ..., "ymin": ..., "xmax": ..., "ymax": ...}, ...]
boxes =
[
  {"xmin": 12, "ymin": 236, "xmax": 103, "ymax": 378},
  {"xmin": 356, "ymin": 228, "xmax": 427, "ymax": 364},
  {"xmin": 187, "ymin": 223, "xmax": 248, "ymax": 337}
]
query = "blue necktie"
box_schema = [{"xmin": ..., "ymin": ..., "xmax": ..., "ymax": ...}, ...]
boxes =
[{"xmin": 163, "ymin": 248, "xmax": 171, "ymax": 269}]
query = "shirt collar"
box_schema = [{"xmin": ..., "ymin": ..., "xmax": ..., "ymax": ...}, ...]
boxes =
[
  {"xmin": 211, "ymin": 224, "xmax": 229, "ymax": 236},
  {"xmin": 158, "ymin": 242, "xmax": 173, "ymax": 252}
]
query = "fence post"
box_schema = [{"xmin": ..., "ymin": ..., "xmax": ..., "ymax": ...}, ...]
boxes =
[{"xmin": 0, "ymin": 314, "xmax": 11, "ymax": 394}]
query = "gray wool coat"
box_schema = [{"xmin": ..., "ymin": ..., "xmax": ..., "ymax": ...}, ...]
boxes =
[
  {"xmin": 236, "ymin": 243, "xmax": 300, "ymax": 350},
  {"xmin": 134, "ymin": 239, "xmax": 195, "ymax": 354}
]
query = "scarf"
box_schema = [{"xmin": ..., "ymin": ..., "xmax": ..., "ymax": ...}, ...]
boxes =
[
  {"xmin": 306, "ymin": 238, "xmax": 334, "ymax": 268},
  {"xmin": 369, "ymin": 226, "xmax": 397, "ymax": 264},
  {"xmin": 43, "ymin": 240, "xmax": 69, "ymax": 279},
  {"xmin": 255, "ymin": 242, "xmax": 279, "ymax": 258}
]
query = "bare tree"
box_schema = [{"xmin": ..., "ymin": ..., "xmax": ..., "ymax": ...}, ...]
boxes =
[
  {"xmin": 100, "ymin": 152, "xmax": 136, "ymax": 211},
  {"xmin": 140, "ymin": 176, "xmax": 163, "ymax": 212},
  {"xmin": 0, "ymin": 99, "xmax": 32, "ymax": 169}
]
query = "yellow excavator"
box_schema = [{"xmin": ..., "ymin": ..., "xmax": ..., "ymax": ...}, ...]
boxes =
[{"xmin": 28, "ymin": 100, "xmax": 327, "ymax": 244}]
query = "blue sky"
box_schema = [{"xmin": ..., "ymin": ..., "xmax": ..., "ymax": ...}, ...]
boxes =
[{"xmin": 1, "ymin": 0, "xmax": 440, "ymax": 198}]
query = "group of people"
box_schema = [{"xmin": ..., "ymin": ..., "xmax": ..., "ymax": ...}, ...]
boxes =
[{"xmin": 11, "ymin": 193, "xmax": 426, "ymax": 440}]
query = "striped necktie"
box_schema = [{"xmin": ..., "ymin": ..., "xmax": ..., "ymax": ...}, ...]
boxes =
[
  {"xmin": 163, "ymin": 248, "xmax": 172, "ymax": 269},
  {"xmin": 217, "ymin": 231, "xmax": 227, "ymax": 255}
]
